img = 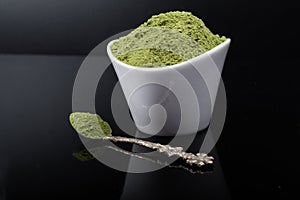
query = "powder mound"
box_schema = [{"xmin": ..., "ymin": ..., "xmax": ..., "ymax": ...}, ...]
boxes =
[{"xmin": 110, "ymin": 11, "xmax": 226, "ymax": 67}]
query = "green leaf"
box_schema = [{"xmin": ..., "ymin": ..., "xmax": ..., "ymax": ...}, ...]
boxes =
[{"xmin": 69, "ymin": 112, "xmax": 112, "ymax": 139}]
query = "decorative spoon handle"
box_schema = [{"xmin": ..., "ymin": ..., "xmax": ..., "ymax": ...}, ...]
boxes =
[{"xmin": 105, "ymin": 136, "xmax": 214, "ymax": 167}]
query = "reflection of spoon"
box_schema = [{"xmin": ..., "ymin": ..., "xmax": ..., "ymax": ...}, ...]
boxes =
[
  {"xmin": 72, "ymin": 145, "xmax": 213, "ymax": 174},
  {"xmin": 69, "ymin": 112, "xmax": 214, "ymax": 167}
]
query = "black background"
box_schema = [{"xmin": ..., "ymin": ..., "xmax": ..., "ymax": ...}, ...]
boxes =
[
  {"xmin": 0, "ymin": 0, "xmax": 299, "ymax": 199},
  {"xmin": 0, "ymin": 0, "xmax": 298, "ymax": 59}
]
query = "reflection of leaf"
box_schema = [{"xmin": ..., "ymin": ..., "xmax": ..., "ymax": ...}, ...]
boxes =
[
  {"xmin": 72, "ymin": 146, "xmax": 106, "ymax": 162},
  {"xmin": 72, "ymin": 149, "xmax": 94, "ymax": 161},
  {"xmin": 69, "ymin": 112, "xmax": 112, "ymax": 138}
]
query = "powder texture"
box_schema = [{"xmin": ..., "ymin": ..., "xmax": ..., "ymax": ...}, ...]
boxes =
[
  {"xmin": 69, "ymin": 112, "xmax": 112, "ymax": 139},
  {"xmin": 110, "ymin": 11, "xmax": 226, "ymax": 67}
]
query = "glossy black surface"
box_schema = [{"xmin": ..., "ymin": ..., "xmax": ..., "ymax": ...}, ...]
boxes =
[
  {"xmin": 0, "ymin": 55, "xmax": 299, "ymax": 199},
  {"xmin": 1, "ymin": 0, "xmax": 299, "ymax": 199}
]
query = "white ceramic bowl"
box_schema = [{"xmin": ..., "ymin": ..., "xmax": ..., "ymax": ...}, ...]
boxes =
[{"xmin": 107, "ymin": 39, "xmax": 230, "ymax": 136}]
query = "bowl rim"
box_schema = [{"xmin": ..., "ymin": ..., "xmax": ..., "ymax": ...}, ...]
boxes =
[{"xmin": 107, "ymin": 38, "xmax": 231, "ymax": 72}]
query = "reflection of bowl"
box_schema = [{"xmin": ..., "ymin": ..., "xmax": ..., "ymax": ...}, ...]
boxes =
[{"xmin": 107, "ymin": 39, "xmax": 231, "ymax": 136}]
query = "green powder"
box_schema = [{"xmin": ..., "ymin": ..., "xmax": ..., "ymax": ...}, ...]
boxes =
[
  {"xmin": 110, "ymin": 11, "xmax": 226, "ymax": 67},
  {"xmin": 69, "ymin": 112, "xmax": 112, "ymax": 139}
]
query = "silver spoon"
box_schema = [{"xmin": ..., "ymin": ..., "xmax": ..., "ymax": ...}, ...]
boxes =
[{"xmin": 69, "ymin": 112, "xmax": 213, "ymax": 167}]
